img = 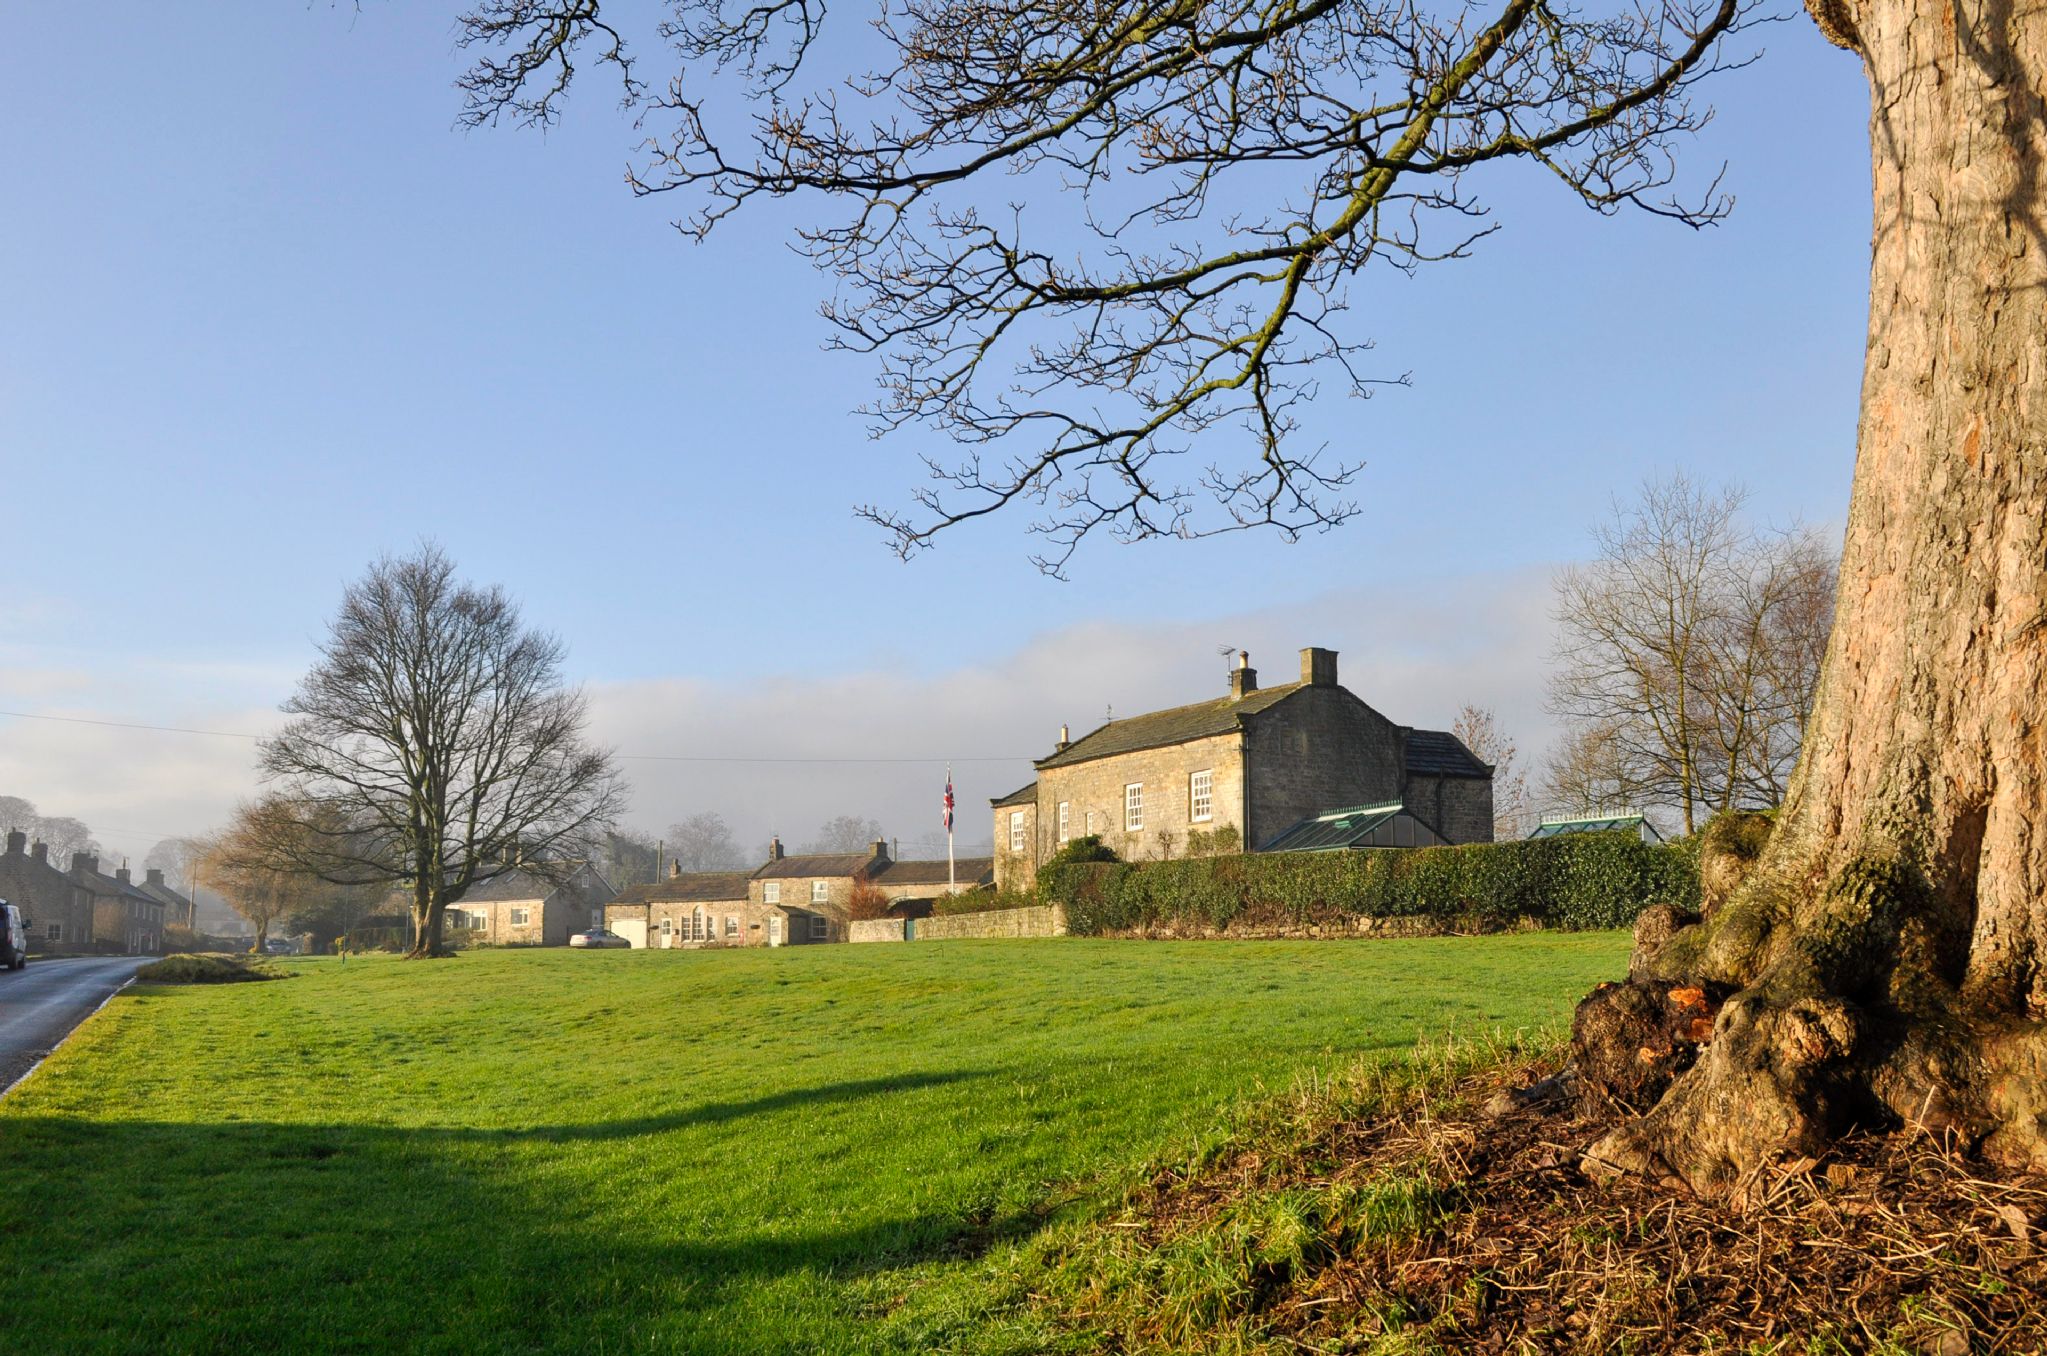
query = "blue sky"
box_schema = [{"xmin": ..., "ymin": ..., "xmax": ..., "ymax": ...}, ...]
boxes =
[{"xmin": 0, "ymin": 3, "xmax": 1873, "ymax": 862}]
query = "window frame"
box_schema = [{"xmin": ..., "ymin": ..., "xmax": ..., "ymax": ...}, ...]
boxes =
[
  {"xmin": 1189, "ymin": 769, "xmax": 1214, "ymax": 823},
  {"xmin": 508, "ymin": 907, "xmax": 531, "ymax": 927},
  {"xmin": 1057, "ymin": 801, "xmax": 1070, "ymax": 843},
  {"xmin": 1124, "ymin": 782, "xmax": 1144, "ymax": 833},
  {"xmin": 725, "ymin": 916, "xmax": 738, "ymax": 937},
  {"xmin": 1009, "ymin": 810, "xmax": 1026, "ymax": 853},
  {"xmin": 809, "ymin": 914, "xmax": 828, "ymax": 941},
  {"xmin": 45, "ymin": 922, "xmax": 62, "ymax": 942},
  {"xmin": 811, "ymin": 880, "xmax": 829, "ymax": 905},
  {"xmin": 764, "ymin": 881, "xmax": 781, "ymax": 904}
]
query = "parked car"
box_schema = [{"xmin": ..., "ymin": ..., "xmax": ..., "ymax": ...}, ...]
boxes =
[
  {"xmin": 569, "ymin": 928, "xmax": 630, "ymax": 949},
  {"xmin": 0, "ymin": 901, "xmax": 28, "ymax": 970}
]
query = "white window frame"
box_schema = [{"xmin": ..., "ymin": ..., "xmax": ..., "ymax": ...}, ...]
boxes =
[
  {"xmin": 45, "ymin": 922, "xmax": 62, "ymax": 942},
  {"xmin": 509, "ymin": 907, "xmax": 531, "ymax": 926},
  {"xmin": 809, "ymin": 914, "xmax": 828, "ymax": 941},
  {"xmin": 1125, "ymin": 783, "xmax": 1144, "ymax": 833},
  {"xmin": 764, "ymin": 882, "xmax": 781, "ymax": 904},
  {"xmin": 725, "ymin": 916, "xmax": 738, "ymax": 937},
  {"xmin": 1057, "ymin": 801, "xmax": 1070, "ymax": 843},
  {"xmin": 1190, "ymin": 769, "xmax": 1214, "ymax": 823},
  {"xmin": 1009, "ymin": 810, "xmax": 1026, "ymax": 853},
  {"xmin": 811, "ymin": 880, "xmax": 829, "ymax": 905}
]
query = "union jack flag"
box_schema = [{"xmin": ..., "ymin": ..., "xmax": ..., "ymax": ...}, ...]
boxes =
[{"xmin": 943, "ymin": 771, "xmax": 955, "ymax": 833}]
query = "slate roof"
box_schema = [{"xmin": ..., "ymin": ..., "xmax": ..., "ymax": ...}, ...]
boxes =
[
  {"xmin": 70, "ymin": 864, "xmax": 161, "ymax": 910},
  {"xmin": 460, "ymin": 862, "xmax": 615, "ymax": 905},
  {"xmin": 1401, "ymin": 729, "xmax": 1491, "ymax": 779},
  {"xmin": 611, "ymin": 871, "xmax": 754, "ymax": 905},
  {"xmin": 1035, "ymin": 683, "xmax": 1308, "ymax": 770},
  {"xmin": 753, "ymin": 853, "xmax": 879, "ymax": 881},
  {"xmin": 873, "ymin": 857, "xmax": 995, "ymax": 888},
  {"xmin": 136, "ymin": 877, "xmax": 192, "ymax": 912},
  {"xmin": 990, "ymin": 782, "xmax": 1038, "ymax": 808}
]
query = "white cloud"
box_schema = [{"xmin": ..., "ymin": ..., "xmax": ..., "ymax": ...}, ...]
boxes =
[{"xmin": 0, "ymin": 564, "xmax": 1567, "ymax": 868}]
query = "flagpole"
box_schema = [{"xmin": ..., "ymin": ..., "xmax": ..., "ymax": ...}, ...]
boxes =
[{"xmin": 946, "ymin": 763, "xmax": 956, "ymax": 894}]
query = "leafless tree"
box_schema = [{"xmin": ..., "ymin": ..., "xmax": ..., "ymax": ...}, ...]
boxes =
[
  {"xmin": 1450, "ymin": 705, "xmax": 1529, "ymax": 840},
  {"xmin": 665, "ymin": 811, "xmax": 748, "ymax": 871},
  {"xmin": 1545, "ymin": 475, "xmax": 1835, "ymax": 834},
  {"xmin": 256, "ymin": 545, "xmax": 626, "ymax": 957},
  {"xmin": 452, "ymin": 0, "xmax": 1756, "ymax": 576},
  {"xmin": 804, "ymin": 815, "xmax": 887, "ymax": 854},
  {"xmin": 595, "ymin": 827, "xmax": 663, "ymax": 888},
  {"xmin": 0, "ymin": 797, "xmax": 104, "ymax": 865}
]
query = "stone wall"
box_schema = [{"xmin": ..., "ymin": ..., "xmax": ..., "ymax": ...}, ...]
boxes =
[
  {"xmin": 1242, "ymin": 688, "xmax": 1404, "ymax": 849},
  {"xmin": 1108, "ymin": 913, "xmax": 1544, "ymax": 941},
  {"xmin": 849, "ymin": 918, "xmax": 907, "ymax": 944},
  {"xmin": 915, "ymin": 904, "xmax": 1067, "ymax": 940},
  {"xmin": 1403, "ymin": 773, "xmax": 1495, "ymax": 844},
  {"xmin": 1030, "ymin": 731, "xmax": 1244, "ymax": 883},
  {"xmin": 993, "ymin": 801, "xmax": 1038, "ymax": 893}
]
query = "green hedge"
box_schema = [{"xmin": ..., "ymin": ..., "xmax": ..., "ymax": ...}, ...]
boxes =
[{"xmin": 1044, "ymin": 831, "xmax": 1698, "ymax": 936}]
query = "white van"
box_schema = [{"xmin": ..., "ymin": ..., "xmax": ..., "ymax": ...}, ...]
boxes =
[{"xmin": 0, "ymin": 901, "xmax": 27, "ymax": 971}]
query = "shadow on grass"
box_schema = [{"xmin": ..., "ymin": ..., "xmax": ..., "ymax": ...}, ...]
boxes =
[{"xmin": 0, "ymin": 1070, "xmax": 1026, "ymax": 1356}]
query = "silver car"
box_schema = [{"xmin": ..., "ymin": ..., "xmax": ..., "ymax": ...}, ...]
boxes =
[{"xmin": 569, "ymin": 928, "xmax": 630, "ymax": 949}]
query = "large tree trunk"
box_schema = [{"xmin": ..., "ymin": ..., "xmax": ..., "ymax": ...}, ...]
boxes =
[
  {"xmin": 405, "ymin": 877, "xmax": 450, "ymax": 959},
  {"xmin": 1581, "ymin": 0, "xmax": 2047, "ymax": 1192}
]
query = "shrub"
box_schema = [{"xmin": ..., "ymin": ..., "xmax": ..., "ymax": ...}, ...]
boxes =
[
  {"xmin": 134, "ymin": 953, "xmax": 277, "ymax": 984},
  {"xmin": 846, "ymin": 879, "xmax": 892, "ymax": 921},
  {"xmin": 931, "ymin": 887, "xmax": 1040, "ymax": 917},
  {"xmin": 1043, "ymin": 834, "xmax": 1120, "ymax": 869},
  {"xmin": 1044, "ymin": 831, "xmax": 1698, "ymax": 936}
]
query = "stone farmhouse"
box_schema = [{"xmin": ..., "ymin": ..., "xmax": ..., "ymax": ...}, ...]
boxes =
[
  {"xmin": 0, "ymin": 830, "xmax": 96, "ymax": 953},
  {"xmin": 992, "ymin": 647, "xmax": 1494, "ymax": 891},
  {"xmin": 446, "ymin": 863, "xmax": 615, "ymax": 946},
  {"xmin": 602, "ymin": 839, "xmax": 995, "ymax": 948}
]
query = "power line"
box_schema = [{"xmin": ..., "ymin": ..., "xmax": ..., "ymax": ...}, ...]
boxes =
[{"xmin": 0, "ymin": 709, "xmax": 1036, "ymax": 765}]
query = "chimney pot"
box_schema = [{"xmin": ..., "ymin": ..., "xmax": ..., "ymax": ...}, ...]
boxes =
[
  {"xmin": 1057, "ymin": 723, "xmax": 1070, "ymax": 750},
  {"xmin": 1300, "ymin": 647, "xmax": 1338, "ymax": 687}
]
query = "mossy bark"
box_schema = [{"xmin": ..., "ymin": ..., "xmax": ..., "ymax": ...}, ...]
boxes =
[{"xmin": 1580, "ymin": 0, "xmax": 2047, "ymax": 1192}]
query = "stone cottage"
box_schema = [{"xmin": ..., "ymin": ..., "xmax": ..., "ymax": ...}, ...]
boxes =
[
  {"xmin": 445, "ymin": 862, "xmax": 616, "ymax": 946},
  {"xmin": 68, "ymin": 854, "xmax": 166, "ymax": 954},
  {"xmin": 992, "ymin": 647, "xmax": 1494, "ymax": 891},
  {"xmin": 604, "ymin": 869, "xmax": 763, "ymax": 949},
  {"xmin": 0, "ymin": 830, "xmax": 96, "ymax": 953},
  {"xmin": 136, "ymin": 868, "xmax": 196, "ymax": 932},
  {"xmin": 745, "ymin": 838, "xmax": 993, "ymax": 943}
]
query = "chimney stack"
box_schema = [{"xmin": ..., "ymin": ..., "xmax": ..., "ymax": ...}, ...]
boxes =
[
  {"xmin": 768, "ymin": 835, "xmax": 784, "ymax": 861},
  {"xmin": 1056, "ymin": 723, "xmax": 1070, "ymax": 751},
  {"xmin": 146, "ymin": 868, "xmax": 166, "ymax": 887},
  {"xmin": 1229, "ymin": 650, "xmax": 1258, "ymax": 699},
  {"xmin": 4, "ymin": 829, "xmax": 23, "ymax": 856},
  {"xmin": 31, "ymin": 841, "xmax": 47, "ymax": 865},
  {"xmin": 669, "ymin": 859, "xmax": 681, "ymax": 879},
  {"xmin": 869, "ymin": 838, "xmax": 890, "ymax": 862},
  {"xmin": 117, "ymin": 865, "xmax": 132, "ymax": 885},
  {"xmin": 71, "ymin": 852, "xmax": 97, "ymax": 875},
  {"xmin": 1300, "ymin": 647, "xmax": 1338, "ymax": 687}
]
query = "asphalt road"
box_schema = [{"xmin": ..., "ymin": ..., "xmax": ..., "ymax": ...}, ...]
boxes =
[{"xmin": 0, "ymin": 955, "xmax": 150, "ymax": 1095}]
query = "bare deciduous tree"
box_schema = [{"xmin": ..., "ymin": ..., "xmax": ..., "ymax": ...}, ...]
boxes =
[
  {"xmin": 803, "ymin": 815, "xmax": 887, "ymax": 855},
  {"xmin": 1450, "ymin": 705, "xmax": 1529, "ymax": 840},
  {"xmin": 1546, "ymin": 476, "xmax": 1836, "ymax": 834},
  {"xmin": 436, "ymin": 0, "xmax": 2047, "ymax": 1193},
  {"xmin": 257, "ymin": 545, "xmax": 626, "ymax": 958},
  {"xmin": 665, "ymin": 812, "xmax": 748, "ymax": 871}
]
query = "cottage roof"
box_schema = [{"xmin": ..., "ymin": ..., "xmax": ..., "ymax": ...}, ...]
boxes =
[
  {"xmin": 1035, "ymin": 683, "xmax": 1307, "ymax": 770},
  {"xmin": 460, "ymin": 862, "xmax": 614, "ymax": 905},
  {"xmin": 71, "ymin": 863, "xmax": 160, "ymax": 908},
  {"xmin": 1401, "ymin": 729, "xmax": 1491, "ymax": 779},
  {"xmin": 135, "ymin": 878, "xmax": 192, "ymax": 912},
  {"xmin": 753, "ymin": 853, "xmax": 877, "ymax": 881},
  {"xmin": 990, "ymin": 782, "xmax": 1038, "ymax": 808},
  {"xmin": 612, "ymin": 871, "xmax": 754, "ymax": 905},
  {"xmin": 872, "ymin": 857, "xmax": 995, "ymax": 887}
]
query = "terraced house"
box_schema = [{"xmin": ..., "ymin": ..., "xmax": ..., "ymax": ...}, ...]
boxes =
[{"xmin": 992, "ymin": 647, "xmax": 1494, "ymax": 891}]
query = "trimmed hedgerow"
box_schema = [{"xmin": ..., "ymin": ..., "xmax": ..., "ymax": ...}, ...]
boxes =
[{"xmin": 1046, "ymin": 831, "xmax": 1698, "ymax": 936}]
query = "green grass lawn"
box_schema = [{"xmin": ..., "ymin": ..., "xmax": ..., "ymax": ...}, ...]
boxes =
[{"xmin": 0, "ymin": 935, "xmax": 1625, "ymax": 1354}]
